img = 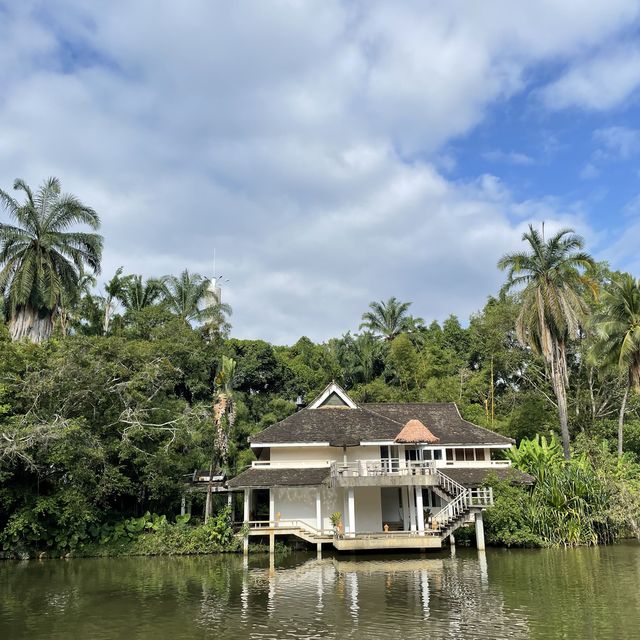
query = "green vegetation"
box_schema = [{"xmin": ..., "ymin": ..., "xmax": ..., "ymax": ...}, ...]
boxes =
[{"xmin": 1, "ymin": 177, "xmax": 640, "ymax": 555}]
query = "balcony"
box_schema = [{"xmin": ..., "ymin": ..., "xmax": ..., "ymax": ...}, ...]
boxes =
[{"xmin": 330, "ymin": 458, "xmax": 440, "ymax": 487}]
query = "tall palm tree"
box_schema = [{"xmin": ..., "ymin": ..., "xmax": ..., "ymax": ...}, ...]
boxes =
[
  {"xmin": 116, "ymin": 275, "xmax": 164, "ymax": 312},
  {"xmin": 593, "ymin": 273, "xmax": 640, "ymax": 456},
  {"xmin": 0, "ymin": 177, "xmax": 102, "ymax": 342},
  {"xmin": 205, "ymin": 355, "xmax": 237, "ymax": 523},
  {"xmin": 102, "ymin": 267, "xmax": 127, "ymax": 334},
  {"xmin": 160, "ymin": 269, "xmax": 231, "ymax": 324},
  {"xmin": 498, "ymin": 225, "xmax": 595, "ymax": 459},
  {"xmin": 360, "ymin": 297, "xmax": 423, "ymax": 341}
]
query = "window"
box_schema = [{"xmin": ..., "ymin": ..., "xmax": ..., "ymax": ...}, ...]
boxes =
[
  {"xmin": 423, "ymin": 449, "xmax": 433, "ymax": 460},
  {"xmin": 446, "ymin": 449, "xmax": 454, "ymax": 461},
  {"xmin": 455, "ymin": 449, "xmax": 465, "ymax": 462},
  {"xmin": 475, "ymin": 448, "xmax": 486, "ymax": 461},
  {"xmin": 433, "ymin": 450, "xmax": 443, "ymax": 460},
  {"xmin": 465, "ymin": 449, "xmax": 474, "ymax": 461}
]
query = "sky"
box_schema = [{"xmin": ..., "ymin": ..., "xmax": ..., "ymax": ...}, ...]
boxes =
[{"xmin": 1, "ymin": 1, "xmax": 640, "ymax": 344}]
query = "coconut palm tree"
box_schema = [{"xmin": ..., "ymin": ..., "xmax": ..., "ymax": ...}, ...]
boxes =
[
  {"xmin": 592, "ymin": 273, "xmax": 640, "ymax": 456},
  {"xmin": 360, "ymin": 297, "xmax": 423, "ymax": 341},
  {"xmin": 116, "ymin": 275, "xmax": 164, "ymax": 312},
  {"xmin": 498, "ymin": 225, "xmax": 595, "ymax": 459},
  {"xmin": 0, "ymin": 177, "xmax": 102, "ymax": 342},
  {"xmin": 160, "ymin": 269, "xmax": 231, "ymax": 324}
]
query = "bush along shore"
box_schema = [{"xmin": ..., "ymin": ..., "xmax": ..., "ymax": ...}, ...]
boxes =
[{"xmin": 1, "ymin": 506, "xmax": 291, "ymax": 560}]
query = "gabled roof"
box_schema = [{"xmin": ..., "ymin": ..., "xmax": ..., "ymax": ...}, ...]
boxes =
[
  {"xmin": 250, "ymin": 395, "xmax": 513, "ymax": 447},
  {"xmin": 308, "ymin": 381, "xmax": 358, "ymax": 409},
  {"xmin": 394, "ymin": 419, "xmax": 440, "ymax": 444}
]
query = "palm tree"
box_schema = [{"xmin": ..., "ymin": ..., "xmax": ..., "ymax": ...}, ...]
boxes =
[
  {"xmin": 360, "ymin": 297, "xmax": 423, "ymax": 341},
  {"xmin": 205, "ymin": 355, "xmax": 237, "ymax": 523},
  {"xmin": 160, "ymin": 269, "xmax": 231, "ymax": 324},
  {"xmin": 498, "ymin": 225, "xmax": 595, "ymax": 459},
  {"xmin": 592, "ymin": 273, "xmax": 640, "ymax": 456},
  {"xmin": 116, "ymin": 275, "xmax": 164, "ymax": 312},
  {"xmin": 102, "ymin": 267, "xmax": 127, "ymax": 334},
  {"xmin": 0, "ymin": 177, "xmax": 102, "ymax": 342}
]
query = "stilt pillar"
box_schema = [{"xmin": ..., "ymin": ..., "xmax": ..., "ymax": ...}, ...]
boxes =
[
  {"xmin": 401, "ymin": 487, "xmax": 410, "ymax": 531},
  {"xmin": 415, "ymin": 487, "xmax": 425, "ymax": 535},
  {"xmin": 316, "ymin": 488, "xmax": 322, "ymax": 532},
  {"xmin": 243, "ymin": 489, "xmax": 251, "ymax": 556},
  {"xmin": 269, "ymin": 531, "xmax": 275, "ymax": 555},
  {"xmin": 348, "ymin": 487, "xmax": 356, "ymax": 537},
  {"xmin": 475, "ymin": 511, "xmax": 486, "ymax": 551}
]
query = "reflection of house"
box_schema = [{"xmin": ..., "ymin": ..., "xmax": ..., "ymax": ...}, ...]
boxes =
[{"xmin": 228, "ymin": 382, "xmax": 533, "ymax": 551}]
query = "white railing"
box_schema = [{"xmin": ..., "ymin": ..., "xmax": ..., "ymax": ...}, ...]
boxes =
[
  {"xmin": 330, "ymin": 458, "xmax": 436, "ymax": 478},
  {"xmin": 251, "ymin": 458, "xmax": 511, "ymax": 471}
]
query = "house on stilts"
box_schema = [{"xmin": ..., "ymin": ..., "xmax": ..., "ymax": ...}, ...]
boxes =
[{"xmin": 227, "ymin": 382, "xmax": 533, "ymax": 552}]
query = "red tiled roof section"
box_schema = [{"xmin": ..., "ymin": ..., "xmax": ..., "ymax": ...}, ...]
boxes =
[{"xmin": 394, "ymin": 419, "xmax": 440, "ymax": 444}]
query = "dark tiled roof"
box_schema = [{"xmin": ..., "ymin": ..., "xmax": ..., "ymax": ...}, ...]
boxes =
[
  {"xmin": 227, "ymin": 467, "xmax": 330, "ymax": 489},
  {"xmin": 250, "ymin": 402, "xmax": 513, "ymax": 447},
  {"xmin": 250, "ymin": 408, "xmax": 401, "ymax": 446},
  {"xmin": 364, "ymin": 403, "xmax": 513, "ymax": 446},
  {"xmin": 441, "ymin": 467, "xmax": 535, "ymax": 487}
]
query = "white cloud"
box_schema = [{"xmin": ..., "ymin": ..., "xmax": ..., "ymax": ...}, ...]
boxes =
[
  {"xmin": 593, "ymin": 126, "xmax": 640, "ymax": 159},
  {"xmin": 483, "ymin": 150, "xmax": 535, "ymax": 166},
  {"xmin": 0, "ymin": 1, "xmax": 635, "ymax": 342},
  {"xmin": 541, "ymin": 45, "xmax": 640, "ymax": 111}
]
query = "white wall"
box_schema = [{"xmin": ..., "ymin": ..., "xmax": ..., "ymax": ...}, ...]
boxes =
[
  {"xmin": 381, "ymin": 487, "xmax": 402, "ymax": 524},
  {"xmin": 346, "ymin": 445, "xmax": 381, "ymax": 462},
  {"xmin": 269, "ymin": 446, "xmax": 340, "ymax": 464},
  {"xmin": 354, "ymin": 486, "xmax": 382, "ymax": 533},
  {"xmin": 272, "ymin": 487, "xmax": 317, "ymax": 527}
]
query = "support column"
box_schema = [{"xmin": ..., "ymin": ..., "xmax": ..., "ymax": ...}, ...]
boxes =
[
  {"xmin": 227, "ymin": 492, "xmax": 234, "ymax": 521},
  {"xmin": 415, "ymin": 487, "xmax": 425, "ymax": 535},
  {"xmin": 269, "ymin": 489, "xmax": 275, "ymax": 524},
  {"xmin": 401, "ymin": 487, "xmax": 410, "ymax": 531},
  {"xmin": 348, "ymin": 487, "xmax": 356, "ymax": 537},
  {"xmin": 243, "ymin": 489, "xmax": 251, "ymax": 556},
  {"xmin": 343, "ymin": 491, "xmax": 349, "ymax": 534},
  {"xmin": 243, "ymin": 489, "xmax": 251, "ymax": 522},
  {"xmin": 316, "ymin": 488, "xmax": 322, "ymax": 532},
  {"xmin": 475, "ymin": 511, "xmax": 486, "ymax": 551},
  {"xmin": 269, "ymin": 531, "xmax": 275, "ymax": 555},
  {"xmin": 409, "ymin": 487, "xmax": 417, "ymax": 532}
]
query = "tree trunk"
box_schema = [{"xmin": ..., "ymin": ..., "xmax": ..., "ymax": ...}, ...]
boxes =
[
  {"xmin": 9, "ymin": 305, "xmax": 54, "ymax": 343},
  {"xmin": 103, "ymin": 296, "xmax": 113, "ymax": 335},
  {"xmin": 618, "ymin": 383, "xmax": 629, "ymax": 457},
  {"xmin": 549, "ymin": 342, "xmax": 571, "ymax": 460}
]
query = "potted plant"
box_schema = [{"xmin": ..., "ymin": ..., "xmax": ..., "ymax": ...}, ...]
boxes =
[{"xmin": 330, "ymin": 512, "xmax": 343, "ymax": 537}]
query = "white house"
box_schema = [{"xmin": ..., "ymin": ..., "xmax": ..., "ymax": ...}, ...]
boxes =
[{"xmin": 228, "ymin": 382, "xmax": 533, "ymax": 552}]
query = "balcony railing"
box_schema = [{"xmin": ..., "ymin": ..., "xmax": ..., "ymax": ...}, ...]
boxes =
[{"xmin": 330, "ymin": 458, "xmax": 436, "ymax": 479}]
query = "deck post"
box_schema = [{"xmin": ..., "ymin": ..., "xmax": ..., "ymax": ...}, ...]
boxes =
[
  {"xmin": 243, "ymin": 489, "xmax": 251, "ymax": 556},
  {"xmin": 415, "ymin": 487, "xmax": 425, "ymax": 535},
  {"xmin": 316, "ymin": 488, "xmax": 322, "ymax": 532},
  {"xmin": 269, "ymin": 530, "xmax": 275, "ymax": 555},
  {"xmin": 227, "ymin": 492, "xmax": 234, "ymax": 521},
  {"xmin": 348, "ymin": 487, "xmax": 356, "ymax": 537},
  {"xmin": 409, "ymin": 488, "xmax": 417, "ymax": 532},
  {"xmin": 401, "ymin": 487, "xmax": 410, "ymax": 531},
  {"xmin": 475, "ymin": 510, "xmax": 486, "ymax": 551}
]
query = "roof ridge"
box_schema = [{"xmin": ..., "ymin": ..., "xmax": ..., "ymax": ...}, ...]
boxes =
[{"xmin": 360, "ymin": 405, "xmax": 405, "ymax": 428}]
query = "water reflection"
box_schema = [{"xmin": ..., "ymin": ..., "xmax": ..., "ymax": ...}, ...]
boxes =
[{"xmin": 2, "ymin": 544, "xmax": 640, "ymax": 639}]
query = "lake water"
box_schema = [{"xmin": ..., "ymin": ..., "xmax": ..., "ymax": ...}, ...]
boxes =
[{"xmin": 1, "ymin": 542, "xmax": 639, "ymax": 639}]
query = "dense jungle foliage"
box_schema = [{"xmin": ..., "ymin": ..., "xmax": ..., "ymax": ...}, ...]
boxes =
[{"xmin": 1, "ymin": 178, "xmax": 640, "ymax": 555}]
